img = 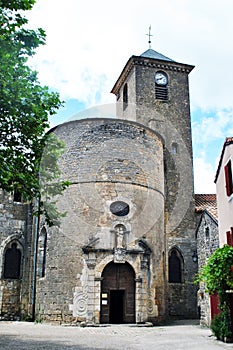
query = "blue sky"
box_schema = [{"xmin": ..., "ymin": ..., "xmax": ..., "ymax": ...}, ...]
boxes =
[{"xmin": 27, "ymin": 0, "xmax": 233, "ymax": 194}]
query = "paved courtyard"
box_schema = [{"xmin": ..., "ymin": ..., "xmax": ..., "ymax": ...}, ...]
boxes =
[{"xmin": 0, "ymin": 320, "xmax": 232, "ymax": 349}]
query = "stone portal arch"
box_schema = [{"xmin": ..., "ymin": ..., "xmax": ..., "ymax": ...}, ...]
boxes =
[{"xmin": 100, "ymin": 261, "xmax": 135, "ymax": 324}]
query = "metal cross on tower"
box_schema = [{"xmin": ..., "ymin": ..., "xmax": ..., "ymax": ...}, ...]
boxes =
[{"xmin": 146, "ymin": 26, "xmax": 153, "ymax": 49}]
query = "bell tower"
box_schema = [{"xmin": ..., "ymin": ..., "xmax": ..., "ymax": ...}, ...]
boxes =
[
  {"xmin": 111, "ymin": 48, "xmax": 195, "ymax": 231},
  {"xmin": 111, "ymin": 48, "xmax": 198, "ymax": 319},
  {"xmin": 111, "ymin": 48, "xmax": 194, "ymax": 155}
]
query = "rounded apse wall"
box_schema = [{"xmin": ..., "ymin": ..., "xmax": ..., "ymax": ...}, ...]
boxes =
[{"xmin": 48, "ymin": 118, "xmax": 165, "ymax": 246}]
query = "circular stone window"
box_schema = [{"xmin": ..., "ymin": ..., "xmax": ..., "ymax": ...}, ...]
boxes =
[{"xmin": 110, "ymin": 201, "xmax": 129, "ymax": 217}]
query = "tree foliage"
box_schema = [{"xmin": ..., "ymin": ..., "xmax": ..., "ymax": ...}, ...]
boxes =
[
  {"xmin": 197, "ymin": 245, "xmax": 233, "ymax": 341},
  {"xmin": 0, "ymin": 0, "xmax": 69, "ymax": 225},
  {"xmin": 39, "ymin": 133, "xmax": 69, "ymax": 227},
  {"xmin": 197, "ymin": 245, "xmax": 233, "ymax": 298}
]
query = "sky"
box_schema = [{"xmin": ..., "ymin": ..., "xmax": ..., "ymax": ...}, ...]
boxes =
[{"xmin": 26, "ymin": 0, "xmax": 233, "ymax": 194}]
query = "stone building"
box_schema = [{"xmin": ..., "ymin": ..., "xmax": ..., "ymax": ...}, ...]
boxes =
[
  {"xmin": 195, "ymin": 194, "xmax": 219, "ymax": 326},
  {"xmin": 0, "ymin": 190, "xmax": 33, "ymax": 320},
  {"xmin": 0, "ymin": 48, "xmax": 199, "ymax": 324}
]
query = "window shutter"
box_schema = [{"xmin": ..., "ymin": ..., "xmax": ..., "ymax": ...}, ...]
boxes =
[
  {"xmin": 155, "ymin": 86, "xmax": 168, "ymax": 100},
  {"xmin": 226, "ymin": 231, "xmax": 232, "ymax": 245},
  {"xmin": 224, "ymin": 162, "xmax": 233, "ymax": 196},
  {"xmin": 231, "ymin": 228, "xmax": 233, "ymax": 247}
]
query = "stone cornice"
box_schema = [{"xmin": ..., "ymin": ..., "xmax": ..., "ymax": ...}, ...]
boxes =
[{"xmin": 111, "ymin": 55, "xmax": 194, "ymax": 95}]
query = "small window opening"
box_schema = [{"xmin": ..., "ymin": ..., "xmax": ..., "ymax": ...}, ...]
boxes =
[
  {"xmin": 171, "ymin": 142, "xmax": 178, "ymax": 154},
  {"xmin": 110, "ymin": 201, "xmax": 129, "ymax": 216},
  {"xmin": 123, "ymin": 83, "xmax": 128, "ymax": 110},
  {"xmin": 13, "ymin": 190, "xmax": 22, "ymax": 203},
  {"xmin": 205, "ymin": 226, "xmax": 210, "ymax": 239}
]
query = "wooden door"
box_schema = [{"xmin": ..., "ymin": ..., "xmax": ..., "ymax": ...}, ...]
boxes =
[
  {"xmin": 210, "ymin": 293, "xmax": 220, "ymax": 319},
  {"xmin": 100, "ymin": 262, "xmax": 135, "ymax": 323}
]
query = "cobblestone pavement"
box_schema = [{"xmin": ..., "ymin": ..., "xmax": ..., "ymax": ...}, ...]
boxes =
[{"xmin": 0, "ymin": 320, "xmax": 232, "ymax": 350}]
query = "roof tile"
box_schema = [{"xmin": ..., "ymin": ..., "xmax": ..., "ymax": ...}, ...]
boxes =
[
  {"xmin": 140, "ymin": 49, "xmax": 174, "ymax": 62},
  {"xmin": 195, "ymin": 194, "xmax": 218, "ymax": 221}
]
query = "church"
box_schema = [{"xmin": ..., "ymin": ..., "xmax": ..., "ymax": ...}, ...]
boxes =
[{"xmin": 0, "ymin": 47, "xmax": 199, "ymax": 324}]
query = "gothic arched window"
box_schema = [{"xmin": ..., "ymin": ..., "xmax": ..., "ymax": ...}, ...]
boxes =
[
  {"xmin": 3, "ymin": 242, "xmax": 22, "ymax": 279},
  {"xmin": 168, "ymin": 248, "xmax": 183, "ymax": 283},
  {"xmin": 37, "ymin": 227, "xmax": 47, "ymax": 277},
  {"xmin": 123, "ymin": 83, "xmax": 128, "ymax": 109}
]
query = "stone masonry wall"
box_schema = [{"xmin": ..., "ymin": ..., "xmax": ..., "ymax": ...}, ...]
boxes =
[
  {"xmin": 0, "ymin": 189, "xmax": 33, "ymax": 320},
  {"xmin": 114, "ymin": 56, "xmax": 197, "ymax": 319},
  {"xmin": 196, "ymin": 212, "xmax": 219, "ymax": 326},
  {"xmin": 36, "ymin": 118, "xmax": 166, "ymax": 323}
]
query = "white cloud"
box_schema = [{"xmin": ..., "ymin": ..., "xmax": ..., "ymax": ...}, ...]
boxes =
[
  {"xmin": 26, "ymin": 0, "xmax": 233, "ymax": 110},
  {"xmin": 24, "ymin": 0, "xmax": 233, "ymax": 193},
  {"xmin": 194, "ymin": 158, "xmax": 216, "ymax": 194},
  {"xmin": 192, "ymin": 110, "xmax": 233, "ymax": 149},
  {"xmin": 192, "ymin": 110, "xmax": 233, "ymax": 188}
]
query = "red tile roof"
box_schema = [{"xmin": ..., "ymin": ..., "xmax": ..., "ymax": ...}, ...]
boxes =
[{"xmin": 195, "ymin": 194, "xmax": 218, "ymax": 221}]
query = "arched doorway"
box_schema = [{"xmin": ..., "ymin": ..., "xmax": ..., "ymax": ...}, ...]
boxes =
[{"xmin": 100, "ymin": 261, "xmax": 135, "ymax": 324}]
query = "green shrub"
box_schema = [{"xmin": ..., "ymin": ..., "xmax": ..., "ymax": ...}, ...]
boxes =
[
  {"xmin": 196, "ymin": 245, "xmax": 233, "ymax": 342},
  {"xmin": 211, "ymin": 307, "xmax": 232, "ymax": 341}
]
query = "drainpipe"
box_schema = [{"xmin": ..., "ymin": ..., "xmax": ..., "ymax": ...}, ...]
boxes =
[{"xmin": 31, "ymin": 196, "xmax": 40, "ymax": 321}]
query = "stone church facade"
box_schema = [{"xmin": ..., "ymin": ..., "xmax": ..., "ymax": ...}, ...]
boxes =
[{"xmin": 0, "ymin": 48, "xmax": 199, "ymax": 324}]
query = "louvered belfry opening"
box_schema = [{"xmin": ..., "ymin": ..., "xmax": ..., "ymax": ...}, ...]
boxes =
[{"xmin": 155, "ymin": 85, "xmax": 168, "ymax": 101}]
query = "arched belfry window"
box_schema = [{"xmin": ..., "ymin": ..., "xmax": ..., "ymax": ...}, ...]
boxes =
[
  {"xmin": 3, "ymin": 242, "xmax": 22, "ymax": 279},
  {"xmin": 168, "ymin": 247, "xmax": 183, "ymax": 283},
  {"xmin": 155, "ymin": 71, "xmax": 168, "ymax": 101},
  {"xmin": 123, "ymin": 83, "xmax": 128, "ymax": 109},
  {"xmin": 37, "ymin": 227, "xmax": 47, "ymax": 277}
]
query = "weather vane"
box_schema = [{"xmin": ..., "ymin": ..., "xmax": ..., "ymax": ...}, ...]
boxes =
[{"xmin": 146, "ymin": 25, "xmax": 153, "ymax": 49}]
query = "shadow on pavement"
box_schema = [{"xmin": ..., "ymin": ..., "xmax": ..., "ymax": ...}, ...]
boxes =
[{"xmin": 0, "ymin": 335, "xmax": 100, "ymax": 350}]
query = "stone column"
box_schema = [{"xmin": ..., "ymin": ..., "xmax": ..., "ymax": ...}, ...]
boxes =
[
  {"xmin": 135, "ymin": 276, "xmax": 143, "ymax": 323},
  {"xmin": 86, "ymin": 253, "xmax": 96, "ymax": 323},
  {"xmin": 94, "ymin": 277, "xmax": 102, "ymax": 324}
]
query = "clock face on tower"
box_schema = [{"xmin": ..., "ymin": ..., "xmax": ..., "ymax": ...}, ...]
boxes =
[{"xmin": 155, "ymin": 71, "xmax": 168, "ymax": 86}]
